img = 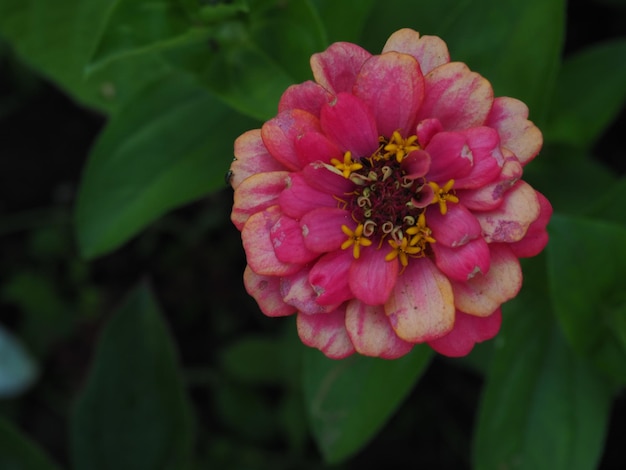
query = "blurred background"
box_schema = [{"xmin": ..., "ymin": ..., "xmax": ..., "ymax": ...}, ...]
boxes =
[{"xmin": 1, "ymin": 0, "xmax": 625, "ymax": 468}]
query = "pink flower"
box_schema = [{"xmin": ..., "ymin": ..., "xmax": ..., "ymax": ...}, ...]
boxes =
[{"xmin": 230, "ymin": 29, "xmax": 551, "ymax": 359}]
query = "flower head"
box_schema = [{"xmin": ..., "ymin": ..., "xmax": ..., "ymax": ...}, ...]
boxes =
[{"xmin": 230, "ymin": 29, "xmax": 552, "ymax": 359}]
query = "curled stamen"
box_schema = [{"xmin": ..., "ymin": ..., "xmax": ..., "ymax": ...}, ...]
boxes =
[
  {"xmin": 362, "ymin": 220, "xmax": 377, "ymax": 237},
  {"xmin": 381, "ymin": 221, "xmax": 394, "ymax": 234},
  {"xmin": 381, "ymin": 166, "xmax": 393, "ymax": 181}
]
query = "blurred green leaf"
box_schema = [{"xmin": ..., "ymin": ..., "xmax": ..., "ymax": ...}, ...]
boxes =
[
  {"xmin": 303, "ymin": 345, "xmax": 432, "ymax": 463},
  {"xmin": 547, "ymin": 214, "xmax": 626, "ymax": 384},
  {"xmin": 71, "ymin": 283, "xmax": 193, "ymax": 470},
  {"xmin": 74, "ymin": 73, "xmax": 257, "ymax": 258},
  {"xmin": 0, "ymin": 0, "xmax": 171, "ymax": 114},
  {"xmin": 311, "ymin": 0, "xmax": 376, "ymax": 43},
  {"xmin": 0, "ymin": 416, "xmax": 61, "ymax": 470},
  {"xmin": 0, "ymin": 325, "xmax": 38, "ymax": 398},
  {"xmin": 585, "ymin": 177, "xmax": 626, "ymax": 227},
  {"xmin": 545, "ymin": 39, "xmax": 626, "ymax": 148},
  {"xmin": 248, "ymin": 0, "xmax": 327, "ymax": 82},
  {"xmin": 474, "ymin": 256, "xmax": 614, "ymax": 470},
  {"xmin": 361, "ymin": 0, "xmax": 565, "ymax": 125},
  {"xmin": 220, "ymin": 335, "xmax": 285, "ymax": 385},
  {"xmin": 87, "ymin": 0, "xmax": 205, "ymax": 71}
]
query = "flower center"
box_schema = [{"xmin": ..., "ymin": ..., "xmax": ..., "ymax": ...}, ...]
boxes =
[{"xmin": 331, "ymin": 132, "xmax": 457, "ymax": 267}]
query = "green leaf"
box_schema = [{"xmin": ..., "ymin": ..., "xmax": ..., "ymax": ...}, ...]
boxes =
[
  {"xmin": 0, "ymin": 0, "xmax": 171, "ymax": 114},
  {"xmin": 547, "ymin": 214, "xmax": 626, "ymax": 384},
  {"xmin": 473, "ymin": 256, "xmax": 614, "ymax": 470},
  {"xmin": 545, "ymin": 39, "xmax": 626, "ymax": 148},
  {"xmin": 0, "ymin": 325, "xmax": 38, "ymax": 398},
  {"xmin": 311, "ymin": 0, "xmax": 376, "ymax": 43},
  {"xmin": 219, "ymin": 335, "xmax": 285, "ymax": 385},
  {"xmin": 74, "ymin": 73, "xmax": 257, "ymax": 258},
  {"xmin": 303, "ymin": 345, "xmax": 432, "ymax": 463},
  {"xmin": 0, "ymin": 416, "xmax": 61, "ymax": 470},
  {"xmin": 361, "ymin": 0, "xmax": 565, "ymax": 125},
  {"xmin": 71, "ymin": 283, "xmax": 194, "ymax": 470}
]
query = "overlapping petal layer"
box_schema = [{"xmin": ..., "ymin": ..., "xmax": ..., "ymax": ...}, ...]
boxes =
[{"xmin": 230, "ymin": 29, "xmax": 550, "ymax": 359}]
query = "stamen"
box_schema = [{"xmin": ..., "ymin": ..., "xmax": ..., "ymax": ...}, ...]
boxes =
[
  {"xmin": 383, "ymin": 131, "xmax": 420, "ymax": 163},
  {"xmin": 429, "ymin": 179, "xmax": 459, "ymax": 215},
  {"xmin": 385, "ymin": 236, "xmax": 423, "ymax": 267},
  {"xmin": 331, "ymin": 151, "xmax": 364, "ymax": 178},
  {"xmin": 341, "ymin": 224, "xmax": 372, "ymax": 259}
]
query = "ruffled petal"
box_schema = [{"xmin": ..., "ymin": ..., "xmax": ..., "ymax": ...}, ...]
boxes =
[
  {"xmin": 428, "ymin": 309, "xmax": 502, "ymax": 357},
  {"xmin": 232, "ymin": 171, "xmax": 289, "ymax": 230},
  {"xmin": 349, "ymin": 247, "xmax": 399, "ymax": 305},
  {"xmin": 243, "ymin": 266, "xmax": 295, "ymax": 317},
  {"xmin": 475, "ymin": 180, "xmax": 540, "ymax": 243},
  {"xmin": 487, "ymin": 96, "xmax": 542, "ymax": 166},
  {"xmin": 278, "ymin": 81, "xmax": 332, "ymax": 116},
  {"xmin": 297, "ymin": 307, "xmax": 355, "ymax": 359},
  {"xmin": 457, "ymin": 152, "xmax": 522, "ymax": 211},
  {"xmin": 270, "ymin": 215, "xmax": 319, "ymax": 264},
  {"xmin": 231, "ymin": 129, "xmax": 287, "ymax": 190},
  {"xmin": 385, "ymin": 257, "xmax": 455, "ymax": 342},
  {"xmin": 453, "ymin": 126, "xmax": 504, "ymax": 189},
  {"xmin": 451, "ymin": 244, "xmax": 521, "ymax": 316},
  {"xmin": 295, "ymin": 131, "xmax": 342, "ymax": 166},
  {"xmin": 241, "ymin": 206, "xmax": 301, "ymax": 277},
  {"xmin": 353, "ymin": 52, "xmax": 424, "ymax": 137},
  {"xmin": 416, "ymin": 62, "xmax": 493, "ymax": 131},
  {"xmin": 261, "ymin": 109, "xmax": 321, "ymax": 171},
  {"xmin": 301, "ymin": 207, "xmax": 353, "ymax": 253},
  {"xmin": 427, "ymin": 203, "xmax": 481, "ymax": 247},
  {"xmin": 345, "ymin": 301, "xmax": 413, "ymax": 358},
  {"xmin": 308, "ymin": 250, "xmax": 354, "ymax": 305},
  {"xmin": 425, "ymin": 131, "xmax": 473, "ymax": 182},
  {"xmin": 281, "ymin": 268, "xmax": 339, "ymax": 314},
  {"xmin": 278, "ymin": 173, "xmax": 338, "ymax": 219},
  {"xmin": 301, "ymin": 161, "xmax": 356, "ymax": 194},
  {"xmin": 320, "ymin": 92, "xmax": 379, "ymax": 156},
  {"xmin": 432, "ymin": 237, "xmax": 490, "ymax": 282},
  {"xmin": 508, "ymin": 191, "xmax": 552, "ymax": 258},
  {"xmin": 401, "ymin": 149, "xmax": 431, "ymax": 179},
  {"xmin": 416, "ymin": 118, "xmax": 444, "ymax": 147},
  {"xmin": 382, "ymin": 28, "xmax": 450, "ymax": 75},
  {"xmin": 310, "ymin": 42, "xmax": 372, "ymax": 94}
]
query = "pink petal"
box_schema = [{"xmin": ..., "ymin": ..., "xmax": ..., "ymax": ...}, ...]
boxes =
[
  {"xmin": 457, "ymin": 152, "xmax": 522, "ymax": 211},
  {"xmin": 451, "ymin": 244, "xmax": 521, "ymax": 316},
  {"xmin": 231, "ymin": 129, "xmax": 287, "ymax": 190},
  {"xmin": 278, "ymin": 81, "xmax": 332, "ymax": 116},
  {"xmin": 349, "ymin": 247, "xmax": 399, "ymax": 305},
  {"xmin": 301, "ymin": 161, "xmax": 356, "ymax": 195},
  {"xmin": 425, "ymin": 131, "xmax": 473, "ymax": 182},
  {"xmin": 295, "ymin": 131, "xmax": 342, "ymax": 166},
  {"xmin": 308, "ymin": 250, "xmax": 354, "ymax": 305},
  {"xmin": 401, "ymin": 149, "xmax": 431, "ymax": 179},
  {"xmin": 428, "ymin": 309, "xmax": 502, "ymax": 357},
  {"xmin": 241, "ymin": 206, "xmax": 301, "ymax": 277},
  {"xmin": 243, "ymin": 266, "xmax": 294, "ymax": 317},
  {"xmin": 232, "ymin": 171, "xmax": 289, "ymax": 230},
  {"xmin": 427, "ymin": 203, "xmax": 481, "ymax": 247},
  {"xmin": 416, "ymin": 118, "xmax": 443, "ymax": 147},
  {"xmin": 278, "ymin": 173, "xmax": 338, "ymax": 219},
  {"xmin": 310, "ymin": 42, "xmax": 372, "ymax": 94},
  {"xmin": 353, "ymin": 52, "xmax": 424, "ymax": 137},
  {"xmin": 453, "ymin": 127, "xmax": 504, "ymax": 189},
  {"xmin": 385, "ymin": 257, "xmax": 455, "ymax": 342},
  {"xmin": 416, "ymin": 62, "xmax": 494, "ymax": 131},
  {"xmin": 432, "ymin": 237, "xmax": 491, "ymax": 282},
  {"xmin": 508, "ymin": 191, "xmax": 552, "ymax": 258},
  {"xmin": 345, "ymin": 300, "xmax": 414, "ymax": 358},
  {"xmin": 382, "ymin": 28, "xmax": 450, "ymax": 75},
  {"xmin": 261, "ymin": 109, "xmax": 321, "ymax": 171},
  {"xmin": 301, "ymin": 207, "xmax": 353, "ymax": 253},
  {"xmin": 487, "ymin": 96, "xmax": 543, "ymax": 166},
  {"xmin": 270, "ymin": 215, "xmax": 319, "ymax": 264},
  {"xmin": 281, "ymin": 268, "xmax": 339, "ymax": 314},
  {"xmin": 320, "ymin": 92, "xmax": 379, "ymax": 157},
  {"xmin": 297, "ymin": 308, "xmax": 355, "ymax": 359},
  {"xmin": 475, "ymin": 180, "xmax": 540, "ymax": 243}
]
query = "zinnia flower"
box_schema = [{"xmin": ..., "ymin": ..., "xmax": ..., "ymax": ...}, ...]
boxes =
[{"xmin": 230, "ymin": 29, "xmax": 552, "ymax": 359}]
